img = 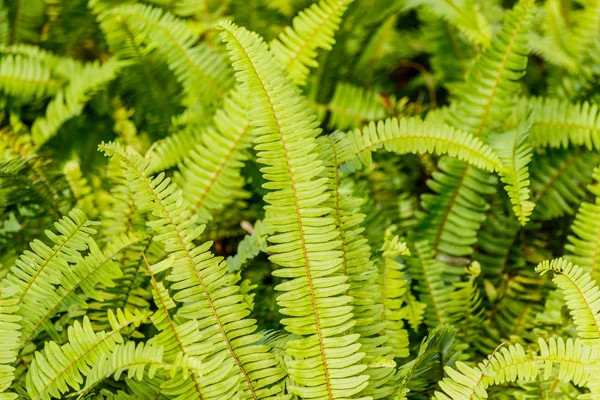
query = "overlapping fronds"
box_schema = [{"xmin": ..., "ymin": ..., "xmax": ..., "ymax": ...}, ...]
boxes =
[
  {"xmin": 3, "ymin": 209, "xmax": 96, "ymax": 342},
  {"xmin": 101, "ymin": 142, "xmax": 285, "ymax": 399},
  {"xmin": 270, "ymin": 0, "xmax": 354, "ymax": 86},
  {"xmin": 566, "ymin": 167, "xmax": 600, "ymax": 283},
  {"xmin": 219, "ymin": 20, "xmax": 370, "ymax": 399},
  {"xmin": 403, "ymin": 0, "xmax": 491, "ymax": 45},
  {"xmin": 31, "ymin": 58, "xmax": 123, "ymax": 149},
  {"xmin": 489, "ymin": 118, "xmax": 535, "ymax": 225},
  {"xmin": 517, "ymin": 97, "xmax": 600, "ymax": 150},
  {"xmin": 537, "ymin": 258, "xmax": 600, "ymax": 346},
  {"xmin": 338, "ymin": 116, "xmax": 502, "ymax": 173},
  {"xmin": 19, "ymin": 232, "xmax": 139, "ymax": 347},
  {"xmin": 26, "ymin": 309, "xmax": 145, "ymax": 399},
  {"xmin": 102, "ymin": 3, "xmax": 234, "ymax": 107},
  {"xmin": 176, "ymin": 86, "xmax": 252, "ymax": 222}
]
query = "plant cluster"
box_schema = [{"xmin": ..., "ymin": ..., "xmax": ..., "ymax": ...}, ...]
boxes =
[{"xmin": 1, "ymin": 0, "xmax": 600, "ymax": 399}]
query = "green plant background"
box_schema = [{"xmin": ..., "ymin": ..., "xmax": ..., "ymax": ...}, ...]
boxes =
[{"xmin": 1, "ymin": 0, "xmax": 600, "ymax": 399}]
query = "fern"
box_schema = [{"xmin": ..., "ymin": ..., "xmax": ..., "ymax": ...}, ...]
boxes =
[
  {"xmin": 220, "ymin": 21, "xmax": 370, "ymax": 399},
  {"xmin": 270, "ymin": 0, "xmax": 353, "ymax": 86}
]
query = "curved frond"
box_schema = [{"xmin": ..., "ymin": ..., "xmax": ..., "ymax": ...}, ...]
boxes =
[
  {"xmin": 219, "ymin": 21, "xmax": 369, "ymax": 399},
  {"xmin": 536, "ymin": 258, "xmax": 600, "ymax": 346},
  {"xmin": 0, "ymin": 287, "xmax": 20, "ymax": 396},
  {"xmin": 338, "ymin": 116, "xmax": 502, "ymax": 173},
  {"xmin": 25, "ymin": 309, "xmax": 145, "ymax": 399},
  {"xmin": 270, "ymin": 0, "xmax": 354, "ymax": 86},
  {"xmin": 0, "ymin": 54, "xmax": 61, "ymax": 99}
]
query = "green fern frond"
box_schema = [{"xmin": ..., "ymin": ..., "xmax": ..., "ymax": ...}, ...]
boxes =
[
  {"xmin": 408, "ymin": 239, "xmax": 457, "ymax": 327},
  {"xmin": 25, "ymin": 309, "xmax": 145, "ymax": 399},
  {"xmin": 536, "ymin": 258, "xmax": 600, "ymax": 346},
  {"xmin": 103, "ymin": 4, "xmax": 234, "ymax": 107},
  {"xmin": 404, "ymin": 0, "xmax": 491, "ymax": 45},
  {"xmin": 448, "ymin": 0, "xmax": 535, "ymax": 137},
  {"xmin": 227, "ymin": 220, "xmax": 269, "ymax": 273},
  {"xmin": 0, "ymin": 54, "xmax": 61, "ymax": 99},
  {"xmin": 530, "ymin": 148, "xmax": 600, "ymax": 220},
  {"xmin": 3, "ymin": 208, "xmax": 96, "ymax": 335},
  {"xmin": 489, "ymin": 117, "xmax": 535, "ymax": 225},
  {"xmin": 0, "ymin": 286, "xmax": 20, "ymax": 396},
  {"xmin": 536, "ymin": 336, "xmax": 598, "ymax": 387},
  {"xmin": 100, "ymin": 142, "xmax": 286, "ymax": 399},
  {"xmin": 338, "ymin": 116, "xmax": 502, "ymax": 173},
  {"xmin": 219, "ymin": 20, "xmax": 370, "ymax": 399},
  {"xmin": 270, "ymin": 0, "xmax": 354, "ymax": 86},
  {"xmin": 517, "ymin": 97, "xmax": 600, "ymax": 151},
  {"xmin": 7, "ymin": 0, "xmax": 45, "ymax": 44},
  {"xmin": 31, "ymin": 58, "xmax": 123, "ymax": 149},
  {"xmin": 175, "ymin": 86, "xmax": 252, "ymax": 222},
  {"xmin": 18, "ymin": 232, "xmax": 139, "ymax": 348},
  {"xmin": 566, "ymin": 167, "xmax": 600, "ymax": 283}
]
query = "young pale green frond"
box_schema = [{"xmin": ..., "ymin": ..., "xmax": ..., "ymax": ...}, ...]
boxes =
[
  {"xmin": 31, "ymin": 58, "xmax": 123, "ymax": 149},
  {"xmin": 18, "ymin": 232, "xmax": 139, "ymax": 348},
  {"xmin": 566, "ymin": 167, "xmax": 600, "ymax": 283},
  {"xmin": 517, "ymin": 97, "xmax": 600, "ymax": 151},
  {"xmin": 176, "ymin": 87, "xmax": 252, "ymax": 223},
  {"xmin": 25, "ymin": 309, "xmax": 145, "ymax": 399},
  {"xmin": 447, "ymin": 0, "xmax": 535, "ymax": 137},
  {"xmin": 434, "ymin": 343, "xmax": 537, "ymax": 400},
  {"xmin": 403, "ymin": 0, "xmax": 491, "ymax": 45},
  {"xmin": 78, "ymin": 341, "xmax": 165, "ymax": 395},
  {"xmin": 489, "ymin": 118, "xmax": 535, "ymax": 225},
  {"xmin": 101, "ymin": 142, "xmax": 286, "ymax": 399},
  {"xmin": 103, "ymin": 4, "xmax": 234, "ymax": 106},
  {"xmin": 536, "ymin": 258, "xmax": 600, "ymax": 346},
  {"xmin": 338, "ymin": 116, "xmax": 502, "ymax": 173},
  {"xmin": 321, "ymin": 82, "xmax": 388, "ymax": 131},
  {"xmin": 536, "ymin": 337, "xmax": 598, "ymax": 387},
  {"xmin": 219, "ymin": 21, "xmax": 369, "ymax": 399},
  {"xmin": 0, "ymin": 54, "xmax": 62, "ymax": 99},
  {"xmin": 270, "ymin": 0, "xmax": 354, "ymax": 86}
]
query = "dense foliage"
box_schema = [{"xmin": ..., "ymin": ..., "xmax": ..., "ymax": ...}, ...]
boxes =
[{"xmin": 1, "ymin": 0, "xmax": 600, "ymax": 398}]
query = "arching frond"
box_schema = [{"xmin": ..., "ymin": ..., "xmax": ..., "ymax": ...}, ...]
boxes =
[
  {"xmin": 0, "ymin": 55, "xmax": 61, "ymax": 99},
  {"xmin": 0, "ymin": 286, "xmax": 20, "ymax": 397},
  {"xmin": 219, "ymin": 20, "xmax": 369, "ymax": 399},
  {"xmin": 270, "ymin": 0, "xmax": 354, "ymax": 86},
  {"xmin": 489, "ymin": 117, "xmax": 534, "ymax": 225},
  {"xmin": 338, "ymin": 116, "xmax": 502, "ymax": 173},
  {"xmin": 536, "ymin": 258, "xmax": 600, "ymax": 346},
  {"xmin": 25, "ymin": 309, "xmax": 146, "ymax": 399}
]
